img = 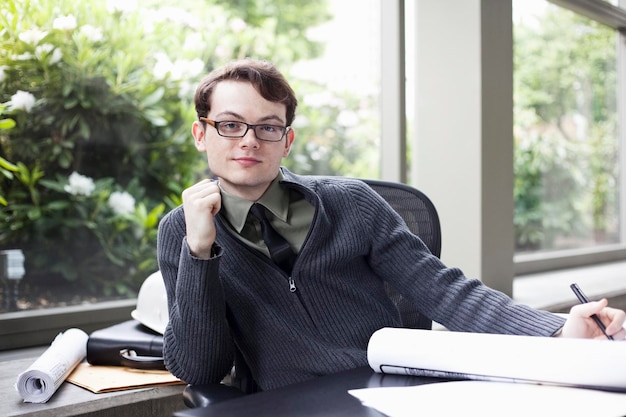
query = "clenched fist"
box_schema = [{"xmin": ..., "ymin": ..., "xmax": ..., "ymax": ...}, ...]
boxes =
[{"xmin": 182, "ymin": 179, "xmax": 221, "ymax": 259}]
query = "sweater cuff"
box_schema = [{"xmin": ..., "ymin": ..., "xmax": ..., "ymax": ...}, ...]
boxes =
[
  {"xmin": 183, "ymin": 238, "xmax": 222, "ymax": 260},
  {"xmin": 551, "ymin": 326, "xmax": 564, "ymax": 337}
]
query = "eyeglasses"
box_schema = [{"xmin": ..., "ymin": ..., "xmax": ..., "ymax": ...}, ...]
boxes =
[{"xmin": 200, "ymin": 118, "xmax": 290, "ymax": 142}]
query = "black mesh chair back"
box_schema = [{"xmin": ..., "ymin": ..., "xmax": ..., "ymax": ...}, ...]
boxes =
[
  {"xmin": 362, "ymin": 179, "xmax": 441, "ymax": 258},
  {"xmin": 362, "ymin": 179, "xmax": 441, "ymax": 331}
]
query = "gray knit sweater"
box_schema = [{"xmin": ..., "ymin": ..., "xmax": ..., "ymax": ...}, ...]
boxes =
[{"xmin": 157, "ymin": 169, "xmax": 565, "ymax": 390}]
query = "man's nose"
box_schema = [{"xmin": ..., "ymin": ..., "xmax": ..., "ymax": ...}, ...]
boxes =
[{"xmin": 239, "ymin": 127, "xmax": 260, "ymax": 147}]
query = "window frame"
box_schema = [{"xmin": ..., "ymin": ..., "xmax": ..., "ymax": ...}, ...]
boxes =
[
  {"xmin": 381, "ymin": 0, "xmax": 407, "ymax": 182},
  {"xmin": 514, "ymin": 0, "xmax": 626, "ymax": 275}
]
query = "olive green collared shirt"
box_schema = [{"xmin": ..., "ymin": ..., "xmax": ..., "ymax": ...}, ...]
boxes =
[{"xmin": 219, "ymin": 172, "xmax": 315, "ymax": 257}]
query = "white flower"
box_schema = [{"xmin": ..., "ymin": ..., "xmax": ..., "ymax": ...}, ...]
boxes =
[
  {"xmin": 8, "ymin": 90, "xmax": 36, "ymax": 112},
  {"xmin": 170, "ymin": 58, "xmax": 204, "ymax": 80},
  {"xmin": 14, "ymin": 52, "xmax": 34, "ymax": 61},
  {"xmin": 64, "ymin": 172, "xmax": 96, "ymax": 196},
  {"xmin": 35, "ymin": 43, "xmax": 54, "ymax": 55},
  {"xmin": 142, "ymin": 20, "xmax": 155, "ymax": 35},
  {"xmin": 178, "ymin": 81, "xmax": 195, "ymax": 100},
  {"xmin": 79, "ymin": 25, "xmax": 104, "ymax": 42},
  {"xmin": 153, "ymin": 56, "xmax": 205, "ymax": 82},
  {"xmin": 291, "ymin": 115, "xmax": 309, "ymax": 128},
  {"xmin": 214, "ymin": 45, "xmax": 228, "ymax": 59},
  {"xmin": 108, "ymin": 191, "xmax": 135, "ymax": 215},
  {"xmin": 152, "ymin": 53, "xmax": 173, "ymax": 80},
  {"xmin": 186, "ymin": 58, "xmax": 205, "ymax": 77},
  {"xmin": 337, "ymin": 110, "xmax": 359, "ymax": 127},
  {"xmin": 34, "ymin": 43, "xmax": 55, "ymax": 62},
  {"xmin": 0, "ymin": 66, "xmax": 8, "ymax": 83},
  {"xmin": 52, "ymin": 15, "xmax": 77, "ymax": 31},
  {"xmin": 229, "ymin": 18, "xmax": 247, "ymax": 33},
  {"xmin": 18, "ymin": 28, "xmax": 48, "ymax": 45},
  {"xmin": 49, "ymin": 48, "xmax": 63, "ymax": 65},
  {"xmin": 182, "ymin": 33, "xmax": 202, "ymax": 52}
]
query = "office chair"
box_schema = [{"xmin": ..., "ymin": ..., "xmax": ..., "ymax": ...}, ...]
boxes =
[
  {"xmin": 182, "ymin": 179, "xmax": 442, "ymax": 408},
  {"xmin": 362, "ymin": 179, "xmax": 441, "ymax": 332}
]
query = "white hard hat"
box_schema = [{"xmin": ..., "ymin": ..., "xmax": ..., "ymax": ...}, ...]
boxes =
[{"xmin": 131, "ymin": 270, "xmax": 169, "ymax": 334}]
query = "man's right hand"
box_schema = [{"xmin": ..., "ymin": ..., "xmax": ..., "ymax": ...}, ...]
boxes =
[{"xmin": 182, "ymin": 179, "xmax": 221, "ymax": 259}]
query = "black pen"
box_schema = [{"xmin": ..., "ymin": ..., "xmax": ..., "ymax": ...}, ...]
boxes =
[{"xmin": 569, "ymin": 283, "xmax": 614, "ymax": 341}]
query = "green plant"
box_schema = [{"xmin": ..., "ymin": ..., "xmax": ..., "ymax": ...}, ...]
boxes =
[
  {"xmin": 0, "ymin": 103, "xmax": 18, "ymax": 206},
  {"xmin": 4, "ymin": 169, "xmax": 164, "ymax": 295}
]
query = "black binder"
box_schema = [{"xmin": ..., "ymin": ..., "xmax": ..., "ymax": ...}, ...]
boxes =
[{"xmin": 87, "ymin": 319, "xmax": 165, "ymax": 370}]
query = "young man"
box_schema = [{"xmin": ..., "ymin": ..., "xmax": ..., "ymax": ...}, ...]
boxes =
[{"xmin": 157, "ymin": 58, "xmax": 626, "ymax": 391}]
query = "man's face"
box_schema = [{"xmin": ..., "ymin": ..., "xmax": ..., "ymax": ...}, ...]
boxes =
[{"xmin": 192, "ymin": 80, "xmax": 294, "ymax": 200}]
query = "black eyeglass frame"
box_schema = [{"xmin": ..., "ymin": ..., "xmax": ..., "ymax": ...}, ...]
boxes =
[{"xmin": 200, "ymin": 117, "xmax": 290, "ymax": 142}]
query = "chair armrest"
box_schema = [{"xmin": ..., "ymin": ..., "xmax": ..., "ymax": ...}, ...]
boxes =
[{"xmin": 182, "ymin": 383, "xmax": 246, "ymax": 408}]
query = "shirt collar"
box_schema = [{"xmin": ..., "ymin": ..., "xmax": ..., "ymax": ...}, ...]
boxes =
[{"xmin": 220, "ymin": 171, "xmax": 290, "ymax": 233}]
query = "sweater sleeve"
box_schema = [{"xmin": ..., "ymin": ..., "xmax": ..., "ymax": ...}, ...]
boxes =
[
  {"xmin": 348, "ymin": 181, "xmax": 565, "ymax": 337},
  {"xmin": 157, "ymin": 207, "xmax": 235, "ymax": 385}
]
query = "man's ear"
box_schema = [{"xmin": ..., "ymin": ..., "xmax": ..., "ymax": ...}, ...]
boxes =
[
  {"xmin": 192, "ymin": 121, "xmax": 206, "ymax": 151},
  {"xmin": 283, "ymin": 128, "xmax": 295, "ymax": 157}
]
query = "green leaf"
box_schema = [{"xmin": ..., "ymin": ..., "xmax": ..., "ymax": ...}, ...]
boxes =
[
  {"xmin": 0, "ymin": 118, "xmax": 16, "ymax": 130},
  {"xmin": 0, "ymin": 157, "xmax": 18, "ymax": 172},
  {"xmin": 27, "ymin": 207, "xmax": 42, "ymax": 220},
  {"xmin": 64, "ymin": 98, "xmax": 78, "ymax": 109},
  {"xmin": 78, "ymin": 118, "xmax": 91, "ymax": 139},
  {"xmin": 145, "ymin": 203, "xmax": 165, "ymax": 228},
  {"xmin": 39, "ymin": 179, "xmax": 67, "ymax": 192},
  {"xmin": 141, "ymin": 87, "xmax": 165, "ymax": 108},
  {"xmin": 47, "ymin": 200, "xmax": 71, "ymax": 210}
]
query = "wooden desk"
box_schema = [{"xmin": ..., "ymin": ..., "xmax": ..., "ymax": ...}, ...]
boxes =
[
  {"xmin": 3, "ymin": 357, "xmax": 186, "ymax": 417},
  {"xmin": 173, "ymin": 367, "xmax": 442, "ymax": 417}
]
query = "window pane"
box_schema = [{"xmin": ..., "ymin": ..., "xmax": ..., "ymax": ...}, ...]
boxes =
[
  {"xmin": 288, "ymin": 0, "xmax": 381, "ymax": 178},
  {"xmin": 0, "ymin": 0, "xmax": 381, "ymax": 315},
  {"xmin": 513, "ymin": 0, "xmax": 620, "ymax": 253}
]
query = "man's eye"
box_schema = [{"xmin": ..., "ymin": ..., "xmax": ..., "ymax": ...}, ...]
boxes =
[
  {"xmin": 222, "ymin": 122, "xmax": 243, "ymax": 130},
  {"xmin": 261, "ymin": 125, "xmax": 278, "ymax": 133}
]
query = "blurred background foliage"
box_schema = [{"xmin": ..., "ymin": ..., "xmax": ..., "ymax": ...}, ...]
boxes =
[{"xmin": 513, "ymin": 6, "xmax": 618, "ymax": 252}]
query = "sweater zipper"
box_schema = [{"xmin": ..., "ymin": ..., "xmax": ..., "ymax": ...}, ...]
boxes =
[
  {"xmin": 288, "ymin": 273, "xmax": 314, "ymax": 324},
  {"xmin": 281, "ymin": 181, "xmax": 319, "ymax": 297}
]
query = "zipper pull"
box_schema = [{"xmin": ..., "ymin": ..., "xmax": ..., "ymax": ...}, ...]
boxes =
[{"xmin": 288, "ymin": 277, "xmax": 297, "ymax": 293}]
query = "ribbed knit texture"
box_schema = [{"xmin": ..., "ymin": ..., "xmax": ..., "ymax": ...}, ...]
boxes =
[{"xmin": 157, "ymin": 168, "xmax": 565, "ymax": 390}]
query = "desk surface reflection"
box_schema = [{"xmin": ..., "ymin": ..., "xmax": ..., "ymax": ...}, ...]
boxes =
[{"xmin": 174, "ymin": 366, "xmax": 443, "ymax": 417}]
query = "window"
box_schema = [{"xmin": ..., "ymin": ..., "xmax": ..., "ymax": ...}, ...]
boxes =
[
  {"xmin": 11, "ymin": 0, "xmax": 625, "ymax": 350},
  {"xmin": 0, "ymin": 0, "xmax": 383, "ymax": 348},
  {"xmin": 513, "ymin": 0, "xmax": 626, "ymax": 273},
  {"xmin": 514, "ymin": 0, "xmax": 619, "ymax": 252}
]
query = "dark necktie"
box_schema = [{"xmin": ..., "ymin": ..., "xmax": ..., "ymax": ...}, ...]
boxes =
[{"xmin": 249, "ymin": 203, "xmax": 296, "ymax": 274}]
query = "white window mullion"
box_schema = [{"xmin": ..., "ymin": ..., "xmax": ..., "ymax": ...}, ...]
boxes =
[
  {"xmin": 618, "ymin": 0, "xmax": 626, "ymax": 251},
  {"xmin": 380, "ymin": 0, "xmax": 406, "ymax": 182}
]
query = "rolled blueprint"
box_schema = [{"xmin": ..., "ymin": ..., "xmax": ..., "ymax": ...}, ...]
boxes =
[
  {"xmin": 367, "ymin": 327, "xmax": 626, "ymax": 391},
  {"xmin": 15, "ymin": 328, "xmax": 88, "ymax": 403}
]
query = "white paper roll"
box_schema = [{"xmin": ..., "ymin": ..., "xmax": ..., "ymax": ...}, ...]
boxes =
[
  {"xmin": 367, "ymin": 327, "xmax": 626, "ymax": 391},
  {"xmin": 15, "ymin": 328, "xmax": 88, "ymax": 403}
]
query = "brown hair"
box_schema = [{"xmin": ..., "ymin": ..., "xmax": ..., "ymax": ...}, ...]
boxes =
[{"xmin": 194, "ymin": 58, "xmax": 298, "ymax": 126}]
